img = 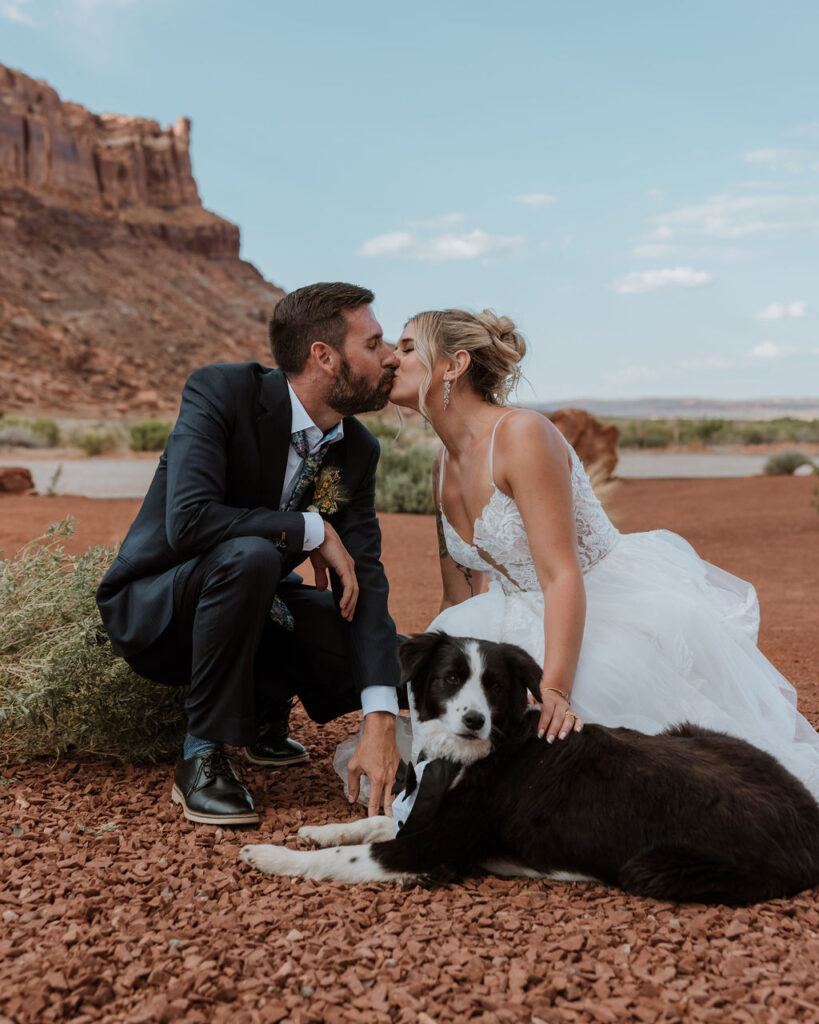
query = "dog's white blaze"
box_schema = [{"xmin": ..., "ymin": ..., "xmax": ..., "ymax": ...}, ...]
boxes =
[
  {"xmin": 240, "ymin": 843, "xmax": 416, "ymax": 884},
  {"xmin": 298, "ymin": 817, "xmax": 396, "ymax": 848},
  {"xmin": 415, "ymin": 639, "xmax": 494, "ymax": 764}
]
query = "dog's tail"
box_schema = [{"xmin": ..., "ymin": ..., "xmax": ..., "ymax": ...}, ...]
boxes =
[{"xmin": 619, "ymin": 844, "xmax": 814, "ymax": 907}]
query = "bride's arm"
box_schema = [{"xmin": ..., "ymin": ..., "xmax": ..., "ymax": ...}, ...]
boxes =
[
  {"xmin": 496, "ymin": 412, "xmax": 586, "ymax": 743},
  {"xmin": 431, "ymin": 451, "xmax": 485, "ymax": 613}
]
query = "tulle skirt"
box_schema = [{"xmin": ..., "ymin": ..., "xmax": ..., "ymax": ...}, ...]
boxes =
[{"xmin": 427, "ymin": 529, "xmax": 819, "ymax": 802}]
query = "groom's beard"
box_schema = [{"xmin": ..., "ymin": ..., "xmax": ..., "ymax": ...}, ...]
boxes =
[{"xmin": 328, "ymin": 359, "xmax": 395, "ymax": 417}]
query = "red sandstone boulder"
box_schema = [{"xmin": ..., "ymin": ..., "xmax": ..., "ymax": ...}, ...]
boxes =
[
  {"xmin": 0, "ymin": 466, "xmax": 35, "ymax": 494},
  {"xmin": 547, "ymin": 408, "xmax": 619, "ymax": 480}
]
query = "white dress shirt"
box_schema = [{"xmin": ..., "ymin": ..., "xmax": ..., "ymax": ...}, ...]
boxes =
[
  {"xmin": 281, "ymin": 382, "xmax": 341, "ymax": 550},
  {"xmin": 283, "ymin": 381, "xmax": 397, "ymax": 718}
]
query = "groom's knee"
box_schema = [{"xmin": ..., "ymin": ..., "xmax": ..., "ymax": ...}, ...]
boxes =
[{"xmin": 199, "ymin": 536, "xmax": 283, "ymax": 613}]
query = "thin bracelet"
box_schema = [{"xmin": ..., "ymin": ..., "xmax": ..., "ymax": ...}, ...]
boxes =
[{"xmin": 543, "ymin": 687, "xmax": 571, "ymax": 703}]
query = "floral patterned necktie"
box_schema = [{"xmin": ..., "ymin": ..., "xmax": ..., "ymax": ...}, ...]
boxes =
[{"xmin": 270, "ymin": 427, "xmax": 339, "ymax": 630}]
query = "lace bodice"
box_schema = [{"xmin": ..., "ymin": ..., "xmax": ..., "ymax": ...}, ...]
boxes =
[{"xmin": 440, "ymin": 413, "xmax": 619, "ymax": 595}]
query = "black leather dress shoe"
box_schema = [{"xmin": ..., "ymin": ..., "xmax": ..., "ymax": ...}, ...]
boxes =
[
  {"xmin": 171, "ymin": 748, "xmax": 259, "ymax": 825},
  {"xmin": 243, "ymin": 698, "xmax": 309, "ymax": 767}
]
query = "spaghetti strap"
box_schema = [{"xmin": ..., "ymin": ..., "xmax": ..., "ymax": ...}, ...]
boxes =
[{"xmin": 488, "ymin": 410, "xmax": 516, "ymax": 485}]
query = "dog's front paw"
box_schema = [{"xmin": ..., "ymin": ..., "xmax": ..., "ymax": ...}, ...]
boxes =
[{"xmin": 240, "ymin": 843, "xmax": 302, "ymax": 877}]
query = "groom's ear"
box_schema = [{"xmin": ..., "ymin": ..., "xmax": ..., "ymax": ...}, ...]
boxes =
[
  {"xmin": 398, "ymin": 631, "xmax": 449, "ymax": 686},
  {"xmin": 500, "ymin": 642, "xmax": 543, "ymax": 705}
]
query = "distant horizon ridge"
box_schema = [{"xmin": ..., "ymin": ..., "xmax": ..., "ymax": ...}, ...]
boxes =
[{"xmin": 532, "ymin": 396, "xmax": 819, "ymax": 421}]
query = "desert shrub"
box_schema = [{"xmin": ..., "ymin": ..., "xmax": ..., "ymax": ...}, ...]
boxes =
[
  {"xmin": 0, "ymin": 420, "xmax": 39, "ymax": 448},
  {"xmin": 362, "ymin": 414, "xmax": 401, "ymax": 443},
  {"xmin": 375, "ymin": 439, "xmax": 436, "ymax": 514},
  {"xmin": 30, "ymin": 417, "xmax": 61, "ymax": 447},
  {"xmin": 610, "ymin": 419, "xmax": 674, "ymax": 449},
  {"xmin": 0, "ymin": 416, "xmax": 59, "ymax": 449},
  {"xmin": 70, "ymin": 426, "xmax": 123, "ymax": 456},
  {"xmin": 0, "ymin": 520, "xmax": 186, "ymax": 765},
  {"xmin": 129, "ymin": 419, "xmax": 173, "ymax": 452},
  {"xmin": 762, "ymin": 450, "xmax": 815, "ymax": 476}
]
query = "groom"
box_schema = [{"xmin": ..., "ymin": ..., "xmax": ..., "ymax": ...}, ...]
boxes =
[{"xmin": 96, "ymin": 282, "xmax": 403, "ymax": 825}]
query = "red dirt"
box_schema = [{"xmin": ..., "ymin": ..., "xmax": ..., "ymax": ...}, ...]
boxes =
[{"xmin": 2, "ymin": 477, "xmax": 819, "ymax": 1023}]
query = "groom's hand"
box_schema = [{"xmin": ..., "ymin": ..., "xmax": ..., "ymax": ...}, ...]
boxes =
[
  {"xmin": 347, "ymin": 712, "xmax": 401, "ymax": 817},
  {"xmin": 309, "ymin": 522, "xmax": 359, "ymax": 621}
]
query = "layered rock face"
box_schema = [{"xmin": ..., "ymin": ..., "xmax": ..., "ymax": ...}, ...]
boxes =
[
  {"xmin": 0, "ymin": 65, "xmax": 284, "ymax": 416},
  {"xmin": 0, "ymin": 66, "xmax": 200, "ymax": 210}
]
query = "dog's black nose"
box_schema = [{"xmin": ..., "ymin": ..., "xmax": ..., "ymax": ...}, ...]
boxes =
[{"xmin": 462, "ymin": 710, "xmax": 485, "ymax": 732}]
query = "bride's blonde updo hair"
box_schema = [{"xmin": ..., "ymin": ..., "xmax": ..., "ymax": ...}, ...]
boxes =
[{"xmin": 409, "ymin": 308, "xmax": 527, "ymax": 417}]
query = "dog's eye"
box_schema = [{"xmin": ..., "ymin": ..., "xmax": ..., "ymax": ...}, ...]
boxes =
[{"xmin": 446, "ymin": 673, "xmax": 459, "ymax": 684}]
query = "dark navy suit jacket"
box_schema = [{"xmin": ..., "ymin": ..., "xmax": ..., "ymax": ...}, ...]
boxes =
[{"xmin": 96, "ymin": 362, "xmax": 400, "ymax": 692}]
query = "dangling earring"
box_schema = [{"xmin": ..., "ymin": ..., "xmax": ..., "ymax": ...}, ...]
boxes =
[{"xmin": 443, "ymin": 379, "xmax": 452, "ymax": 411}]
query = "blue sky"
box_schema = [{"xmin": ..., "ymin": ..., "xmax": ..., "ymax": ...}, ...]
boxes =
[{"xmin": 2, "ymin": 0, "xmax": 818, "ymax": 402}]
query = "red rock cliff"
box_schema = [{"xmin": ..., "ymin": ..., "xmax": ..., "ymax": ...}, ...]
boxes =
[
  {"xmin": 0, "ymin": 65, "xmax": 284, "ymax": 416},
  {"xmin": 0, "ymin": 64, "xmax": 239, "ymax": 258}
]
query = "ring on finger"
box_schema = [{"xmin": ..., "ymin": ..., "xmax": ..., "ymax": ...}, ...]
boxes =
[{"xmin": 563, "ymin": 708, "xmax": 577, "ymax": 720}]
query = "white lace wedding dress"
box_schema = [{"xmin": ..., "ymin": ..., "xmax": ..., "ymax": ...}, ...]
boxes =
[{"xmin": 424, "ymin": 411, "xmax": 819, "ymax": 801}]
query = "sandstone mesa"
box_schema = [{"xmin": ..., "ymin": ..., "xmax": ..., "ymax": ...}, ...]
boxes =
[{"xmin": 0, "ymin": 64, "xmax": 284, "ymax": 417}]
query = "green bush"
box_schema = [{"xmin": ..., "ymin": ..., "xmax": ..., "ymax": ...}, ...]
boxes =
[
  {"xmin": 0, "ymin": 416, "xmax": 59, "ymax": 449},
  {"xmin": 605, "ymin": 416, "xmax": 819, "ymax": 449},
  {"xmin": 29, "ymin": 417, "xmax": 60, "ymax": 447},
  {"xmin": 70, "ymin": 426, "xmax": 122, "ymax": 456},
  {"xmin": 129, "ymin": 419, "xmax": 173, "ymax": 452},
  {"xmin": 375, "ymin": 439, "xmax": 436, "ymax": 514},
  {"xmin": 762, "ymin": 450, "xmax": 815, "ymax": 476},
  {"xmin": 0, "ymin": 520, "xmax": 186, "ymax": 765},
  {"xmin": 362, "ymin": 413, "xmax": 401, "ymax": 443}
]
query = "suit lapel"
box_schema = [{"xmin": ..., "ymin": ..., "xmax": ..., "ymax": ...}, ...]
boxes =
[{"xmin": 255, "ymin": 369, "xmax": 292, "ymax": 510}]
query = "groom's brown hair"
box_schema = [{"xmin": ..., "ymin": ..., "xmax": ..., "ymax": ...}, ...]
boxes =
[{"xmin": 269, "ymin": 282, "xmax": 375, "ymax": 374}]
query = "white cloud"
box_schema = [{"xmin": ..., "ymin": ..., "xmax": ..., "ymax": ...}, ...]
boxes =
[
  {"xmin": 359, "ymin": 232, "xmax": 416, "ymax": 258},
  {"xmin": 610, "ymin": 267, "xmax": 713, "ymax": 295},
  {"xmin": 410, "ymin": 212, "xmax": 464, "ymax": 230},
  {"xmin": 1, "ymin": 0, "xmax": 33, "ymax": 22},
  {"xmin": 655, "ymin": 193, "xmax": 819, "ymax": 238},
  {"xmin": 514, "ymin": 193, "xmax": 557, "ymax": 208},
  {"xmin": 606, "ymin": 343, "xmax": 814, "ymax": 387},
  {"xmin": 754, "ymin": 301, "xmax": 807, "ymax": 321},
  {"xmin": 743, "ymin": 148, "xmax": 805, "ymax": 173},
  {"xmin": 360, "ymin": 228, "xmax": 525, "ymax": 262},
  {"xmin": 749, "ymin": 339, "xmax": 798, "ymax": 360},
  {"xmin": 753, "ymin": 339, "xmax": 782, "ymax": 360}
]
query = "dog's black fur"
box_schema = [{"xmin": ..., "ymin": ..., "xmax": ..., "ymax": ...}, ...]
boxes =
[{"xmin": 371, "ymin": 632, "xmax": 819, "ymax": 905}]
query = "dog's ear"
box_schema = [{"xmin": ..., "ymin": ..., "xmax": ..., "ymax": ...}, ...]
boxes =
[
  {"xmin": 398, "ymin": 631, "xmax": 450, "ymax": 686},
  {"xmin": 500, "ymin": 643, "xmax": 543, "ymax": 703}
]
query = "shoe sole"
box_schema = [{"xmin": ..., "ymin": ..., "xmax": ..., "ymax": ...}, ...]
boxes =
[
  {"xmin": 171, "ymin": 784, "xmax": 260, "ymax": 825},
  {"xmin": 242, "ymin": 747, "xmax": 310, "ymax": 767}
]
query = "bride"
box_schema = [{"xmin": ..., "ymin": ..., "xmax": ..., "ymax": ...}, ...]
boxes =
[{"xmin": 384, "ymin": 307, "xmax": 819, "ymax": 801}]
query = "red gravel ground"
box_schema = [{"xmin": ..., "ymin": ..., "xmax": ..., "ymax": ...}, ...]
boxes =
[{"xmin": 2, "ymin": 476, "xmax": 819, "ymax": 1024}]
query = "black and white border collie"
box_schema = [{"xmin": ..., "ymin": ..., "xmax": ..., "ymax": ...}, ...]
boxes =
[{"xmin": 241, "ymin": 632, "xmax": 819, "ymax": 905}]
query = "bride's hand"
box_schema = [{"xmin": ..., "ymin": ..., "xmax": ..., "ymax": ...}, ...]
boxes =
[{"xmin": 536, "ymin": 688, "xmax": 583, "ymax": 744}]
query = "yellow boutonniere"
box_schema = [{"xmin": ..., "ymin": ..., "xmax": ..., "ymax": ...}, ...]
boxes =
[{"xmin": 308, "ymin": 466, "xmax": 346, "ymax": 516}]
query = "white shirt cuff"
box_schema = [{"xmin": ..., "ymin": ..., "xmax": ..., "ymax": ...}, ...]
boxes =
[
  {"xmin": 360, "ymin": 685, "xmax": 399, "ymax": 717},
  {"xmin": 301, "ymin": 512, "xmax": 325, "ymax": 551}
]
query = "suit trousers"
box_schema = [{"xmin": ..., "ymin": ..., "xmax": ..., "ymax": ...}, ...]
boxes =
[{"xmin": 125, "ymin": 536, "xmax": 363, "ymax": 745}]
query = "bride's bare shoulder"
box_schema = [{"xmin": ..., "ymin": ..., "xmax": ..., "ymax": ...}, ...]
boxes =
[
  {"xmin": 493, "ymin": 410, "xmax": 573, "ymax": 495},
  {"xmin": 496, "ymin": 409, "xmax": 568, "ymax": 457}
]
